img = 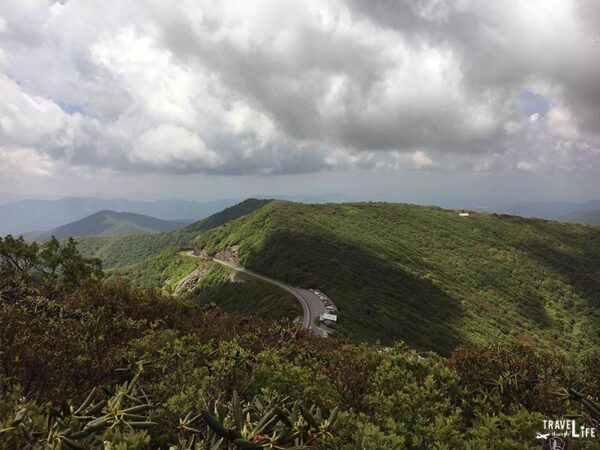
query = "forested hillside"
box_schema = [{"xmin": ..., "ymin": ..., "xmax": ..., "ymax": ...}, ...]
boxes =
[
  {"xmin": 195, "ymin": 201, "xmax": 600, "ymax": 355},
  {"xmin": 1, "ymin": 236, "xmax": 599, "ymax": 449},
  {"xmin": 76, "ymin": 199, "xmax": 272, "ymax": 268},
  {"xmin": 113, "ymin": 248, "xmax": 301, "ymax": 321}
]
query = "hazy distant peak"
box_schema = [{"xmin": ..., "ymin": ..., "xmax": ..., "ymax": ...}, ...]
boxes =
[{"xmin": 23, "ymin": 210, "xmax": 186, "ymax": 242}]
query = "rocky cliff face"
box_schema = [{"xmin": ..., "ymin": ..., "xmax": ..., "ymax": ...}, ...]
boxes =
[
  {"xmin": 173, "ymin": 266, "xmax": 208, "ymax": 294},
  {"xmin": 193, "ymin": 247, "xmax": 210, "ymax": 258},
  {"xmin": 214, "ymin": 245, "xmax": 241, "ymax": 267},
  {"xmin": 193, "ymin": 245, "xmax": 241, "ymax": 267}
]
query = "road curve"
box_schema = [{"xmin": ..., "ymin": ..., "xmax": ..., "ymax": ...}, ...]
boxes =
[{"xmin": 186, "ymin": 252, "xmax": 330, "ymax": 336}]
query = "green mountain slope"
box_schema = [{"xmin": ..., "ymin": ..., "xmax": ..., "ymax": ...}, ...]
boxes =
[
  {"xmin": 25, "ymin": 210, "xmax": 185, "ymax": 242},
  {"xmin": 194, "ymin": 201, "xmax": 600, "ymax": 355},
  {"xmin": 76, "ymin": 199, "xmax": 273, "ymax": 268},
  {"xmin": 5, "ymin": 235, "xmax": 600, "ymax": 448},
  {"xmin": 562, "ymin": 210, "xmax": 600, "ymax": 226},
  {"xmin": 113, "ymin": 248, "xmax": 301, "ymax": 320}
]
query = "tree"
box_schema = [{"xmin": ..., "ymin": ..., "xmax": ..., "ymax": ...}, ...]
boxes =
[{"xmin": 0, "ymin": 235, "xmax": 103, "ymax": 288}]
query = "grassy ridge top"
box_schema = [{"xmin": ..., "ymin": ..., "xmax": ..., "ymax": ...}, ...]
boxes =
[{"xmin": 195, "ymin": 201, "xmax": 600, "ymax": 355}]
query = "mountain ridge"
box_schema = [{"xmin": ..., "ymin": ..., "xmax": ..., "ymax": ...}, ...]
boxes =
[
  {"xmin": 561, "ymin": 209, "xmax": 600, "ymax": 226},
  {"xmin": 24, "ymin": 210, "xmax": 186, "ymax": 242},
  {"xmin": 0, "ymin": 194, "xmax": 350, "ymax": 236},
  {"xmin": 75, "ymin": 198, "xmax": 274, "ymax": 268},
  {"xmin": 0, "ymin": 197, "xmax": 241, "ymax": 236},
  {"xmin": 194, "ymin": 200, "xmax": 600, "ymax": 355},
  {"xmin": 496, "ymin": 199, "xmax": 600, "ymax": 221}
]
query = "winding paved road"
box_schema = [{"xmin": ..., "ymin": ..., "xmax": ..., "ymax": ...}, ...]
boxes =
[{"xmin": 186, "ymin": 252, "xmax": 332, "ymax": 336}]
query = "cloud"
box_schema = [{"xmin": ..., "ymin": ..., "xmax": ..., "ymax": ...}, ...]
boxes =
[
  {"xmin": 0, "ymin": 0, "xmax": 599, "ymax": 178},
  {"xmin": 132, "ymin": 124, "xmax": 222, "ymax": 169},
  {"xmin": 516, "ymin": 161, "xmax": 538, "ymax": 173},
  {"xmin": 0, "ymin": 147, "xmax": 56, "ymax": 176},
  {"xmin": 0, "ymin": 75, "xmax": 73, "ymax": 147}
]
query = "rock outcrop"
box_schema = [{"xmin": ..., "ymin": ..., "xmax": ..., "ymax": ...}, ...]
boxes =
[
  {"xmin": 174, "ymin": 266, "xmax": 208, "ymax": 294},
  {"xmin": 214, "ymin": 245, "xmax": 241, "ymax": 267}
]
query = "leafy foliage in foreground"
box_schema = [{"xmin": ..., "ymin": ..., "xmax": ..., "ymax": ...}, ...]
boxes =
[
  {"xmin": 0, "ymin": 235, "xmax": 102, "ymax": 290},
  {"xmin": 1, "ymin": 238, "xmax": 600, "ymax": 448},
  {"xmin": 195, "ymin": 201, "xmax": 600, "ymax": 355}
]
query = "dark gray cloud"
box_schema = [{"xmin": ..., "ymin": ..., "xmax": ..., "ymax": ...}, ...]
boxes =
[{"xmin": 0, "ymin": 0, "xmax": 599, "ymax": 180}]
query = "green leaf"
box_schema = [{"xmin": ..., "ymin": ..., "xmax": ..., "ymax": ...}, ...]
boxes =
[
  {"xmin": 10, "ymin": 408, "xmax": 28, "ymax": 427},
  {"xmin": 128, "ymin": 421, "xmax": 158, "ymax": 429},
  {"xmin": 61, "ymin": 437, "xmax": 86, "ymax": 450},
  {"xmin": 74, "ymin": 388, "xmax": 96, "ymax": 415},
  {"xmin": 300, "ymin": 405, "xmax": 319, "ymax": 429},
  {"xmin": 201, "ymin": 410, "xmax": 229, "ymax": 439},
  {"xmin": 327, "ymin": 407, "xmax": 339, "ymax": 426},
  {"xmin": 233, "ymin": 438, "xmax": 264, "ymax": 449},
  {"xmin": 232, "ymin": 390, "xmax": 243, "ymax": 430}
]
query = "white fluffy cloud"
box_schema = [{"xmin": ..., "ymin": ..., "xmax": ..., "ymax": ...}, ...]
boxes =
[
  {"xmin": 132, "ymin": 124, "xmax": 221, "ymax": 169},
  {"xmin": 0, "ymin": 0, "xmax": 599, "ymax": 178}
]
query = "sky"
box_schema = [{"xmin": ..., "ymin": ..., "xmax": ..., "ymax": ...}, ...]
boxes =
[{"xmin": 0, "ymin": 0, "xmax": 599, "ymax": 205}]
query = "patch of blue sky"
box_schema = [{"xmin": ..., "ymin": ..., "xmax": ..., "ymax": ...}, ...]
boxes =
[
  {"xmin": 519, "ymin": 89, "xmax": 550, "ymax": 117},
  {"xmin": 55, "ymin": 100, "xmax": 86, "ymax": 115}
]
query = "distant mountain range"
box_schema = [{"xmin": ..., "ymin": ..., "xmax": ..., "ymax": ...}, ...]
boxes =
[
  {"xmin": 0, "ymin": 194, "xmax": 349, "ymax": 236},
  {"xmin": 45, "ymin": 197, "xmax": 600, "ymax": 355},
  {"xmin": 75, "ymin": 198, "xmax": 273, "ymax": 268},
  {"xmin": 495, "ymin": 200, "xmax": 600, "ymax": 223},
  {"xmin": 561, "ymin": 209, "xmax": 600, "ymax": 225},
  {"xmin": 24, "ymin": 210, "xmax": 185, "ymax": 242},
  {"xmin": 2, "ymin": 194, "xmax": 598, "ymax": 237},
  {"xmin": 0, "ymin": 197, "xmax": 239, "ymax": 236}
]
